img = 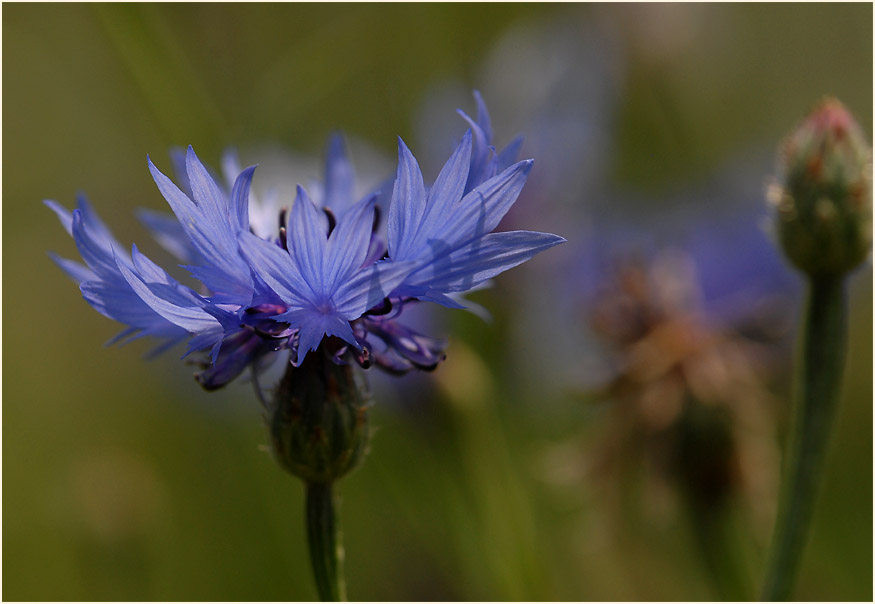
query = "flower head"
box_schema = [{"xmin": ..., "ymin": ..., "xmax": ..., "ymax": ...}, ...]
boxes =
[
  {"xmin": 47, "ymin": 94, "xmax": 565, "ymax": 393},
  {"xmin": 580, "ymin": 249, "xmax": 783, "ymax": 533},
  {"xmin": 771, "ymin": 98, "xmax": 872, "ymax": 276}
]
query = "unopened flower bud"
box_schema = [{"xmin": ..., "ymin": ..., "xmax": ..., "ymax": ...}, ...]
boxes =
[
  {"xmin": 268, "ymin": 344, "xmax": 370, "ymax": 484},
  {"xmin": 771, "ymin": 98, "xmax": 872, "ymax": 276}
]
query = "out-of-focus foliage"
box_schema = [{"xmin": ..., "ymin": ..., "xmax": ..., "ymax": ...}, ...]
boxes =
[{"xmin": 4, "ymin": 4, "xmax": 871, "ymax": 601}]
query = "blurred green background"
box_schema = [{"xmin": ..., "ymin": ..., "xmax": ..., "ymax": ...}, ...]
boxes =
[{"xmin": 4, "ymin": 3, "xmax": 872, "ymax": 601}]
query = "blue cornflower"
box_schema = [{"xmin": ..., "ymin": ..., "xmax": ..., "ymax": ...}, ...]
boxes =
[
  {"xmin": 47, "ymin": 95, "xmax": 564, "ymax": 393},
  {"xmin": 237, "ymin": 187, "xmax": 413, "ymax": 359}
]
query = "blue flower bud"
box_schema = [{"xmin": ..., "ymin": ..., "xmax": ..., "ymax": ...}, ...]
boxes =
[
  {"xmin": 770, "ymin": 98, "xmax": 872, "ymax": 276},
  {"xmin": 268, "ymin": 343, "xmax": 370, "ymax": 484}
]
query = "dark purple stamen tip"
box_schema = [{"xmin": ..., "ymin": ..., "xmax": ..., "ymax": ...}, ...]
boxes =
[
  {"xmin": 356, "ymin": 345, "xmax": 372, "ymax": 369},
  {"xmin": 324, "ymin": 208, "xmax": 337, "ymax": 236},
  {"xmin": 372, "ymin": 205, "xmax": 381, "ymax": 233},
  {"xmin": 278, "ymin": 207, "xmax": 288, "ymax": 230},
  {"xmin": 365, "ymin": 297, "xmax": 393, "ymax": 316},
  {"xmin": 279, "ymin": 226, "xmax": 288, "ymax": 251}
]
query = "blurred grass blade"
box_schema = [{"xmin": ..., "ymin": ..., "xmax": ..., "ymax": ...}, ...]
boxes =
[{"xmin": 92, "ymin": 4, "xmax": 228, "ymax": 145}]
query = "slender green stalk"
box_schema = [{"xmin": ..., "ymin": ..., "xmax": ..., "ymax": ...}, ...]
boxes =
[
  {"xmin": 306, "ymin": 482, "xmax": 346, "ymax": 602},
  {"xmin": 761, "ymin": 275, "xmax": 847, "ymax": 601}
]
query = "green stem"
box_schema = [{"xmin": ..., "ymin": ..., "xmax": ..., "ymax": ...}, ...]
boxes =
[
  {"xmin": 762, "ymin": 275, "xmax": 848, "ymax": 601},
  {"xmin": 306, "ymin": 482, "xmax": 346, "ymax": 601}
]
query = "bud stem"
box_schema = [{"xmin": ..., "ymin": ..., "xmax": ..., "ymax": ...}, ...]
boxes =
[
  {"xmin": 306, "ymin": 481, "xmax": 346, "ymax": 602},
  {"xmin": 762, "ymin": 274, "xmax": 847, "ymax": 600}
]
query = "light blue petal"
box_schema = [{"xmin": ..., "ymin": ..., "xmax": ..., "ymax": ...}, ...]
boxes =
[
  {"xmin": 168, "ymin": 146, "xmax": 192, "ymax": 197},
  {"xmin": 183, "ymin": 330, "xmax": 226, "ymax": 361},
  {"xmin": 280, "ymin": 309, "xmax": 359, "ymax": 362},
  {"xmin": 396, "ymin": 130, "xmax": 473, "ymax": 260},
  {"xmin": 71, "ymin": 209, "xmax": 128, "ymax": 279},
  {"xmin": 473, "ymin": 90, "xmax": 493, "ymax": 144},
  {"xmin": 49, "ymin": 252, "xmax": 96, "ymax": 283},
  {"xmin": 130, "ymin": 244, "xmax": 179, "ymax": 285},
  {"xmin": 230, "ymin": 164, "xmax": 256, "ymax": 233},
  {"xmin": 114, "ymin": 248, "xmax": 221, "ymax": 334},
  {"xmin": 148, "ymin": 153, "xmax": 252, "ymax": 301},
  {"xmin": 289, "ymin": 186, "xmax": 328, "ymax": 296},
  {"xmin": 457, "ymin": 108, "xmax": 494, "ymax": 193},
  {"xmin": 185, "ymin": 146, "xmax": 226, "ymax": 220},
  {"xmin": 334, "ymin": 260, "xmax": 416, "ymax": 318},
  {"xmin": 137, "ymin": 208, "xmax": 200, "ymax": 263},
  {"xmin": 105, "ymin": 326, "xmax": 142, "ymax": 347},
  {"xmin": 387, "ymin": 138, "xmax": 427, "ymax": 259},
  {"xmin": 143, "ymin": 334, "xmax": 187, "ymax": 359},
  {"xmin": 221, "ymin": 148, "xmax": 242, "ymax": 190},
  {"xmin": 79, "ymin": 279, "xmax": 184, "ymax": 337},
  {"xmin": 319, "ymin": 313, "xmax": 358, "ymax": 349},
  {"xmin": 324, "ymin": 194, "xmax": 376, "ymax": 293},
  {"xmin": 415, "ymin": 290, "xmax": 468, "ymax": 309},
  {"xmin": 75, "ymin": 193, "xmax": 123, "ymax": 250},
  {"xmin": 411, "ymin": 231, "xmax": 565, "ymax": 293},
  {"xmin": 444, "ymin": 292, "xmax": 494, "ymax": 321},
  {"xmin": 237, "ymin": 231, "xmax": 313, "ymax": 306},
  {"xmin": 440, "ymin": 159, "xmax": 533, "ymax": 247},
  {"xmin": 44, "ymin": 200, "xmax": 73, "ymax": 235},
  {"xmin": 323, "ymin": 133, "xmax": 355, "ymax": 217},
  {"xmin": 497, "ymin": 135, "xmax": 524, "ymax": 171}
]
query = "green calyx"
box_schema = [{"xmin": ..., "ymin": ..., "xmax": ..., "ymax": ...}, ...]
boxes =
[
  {"xmin": 772, "ymin": 97, "xmax": 872, "ymax": 277},
  {"xmin": 268, "ymin": 344, "xmax": 370, "ymax": 484}
]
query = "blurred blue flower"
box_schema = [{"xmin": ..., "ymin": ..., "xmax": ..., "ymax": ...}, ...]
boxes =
[
  {"xmin": 575, "ymin": 150, "xmax": 802, "ymax": 327},
  {"xmin": 47, "ymin": 96, "xmax": 564, "ymax": 391}
]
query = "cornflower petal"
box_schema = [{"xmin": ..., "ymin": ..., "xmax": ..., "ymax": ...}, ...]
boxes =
[
  {"xmin": 77, "ymin": 278, "xmax": 178, "ymax": 336},
  {"xmin": 280, "ymin": 308, "xmax": 359, "ymax": 357},
  {"xmin": 230, "ymin": 165, "xmax": 256, "ymax": 234},
  {"xmin": 410, "ymin": 230, "xmax": 566, "ymax": 293},
  {"xmin": 458, "ymin": 91, "xmax": 523, "ymax": 192},
  {"xmin": 473, "ymin": 90, "xmax": 493, "ymax": 143},
  {"xmin": 333, "ymin": 260, "xmax": 416, "ymax": 318},
  {"xmin": 288, "ymin": 186, "xmax": 329, "ymax": 296},
  {"xmin": 444, "ymin": 159, "xmax": 533, "ymax": 243},
  {"xmin": 74, "ymin": 193, "xmax": 122, "ymax": 251},
  {"xmin": 137, "ymin": 208, "xmax": 201, "ymax": 263},
  {"xmin": 237, "ymin": 230, "xmax": 314, "ymax": 306},
  {"xmin": 220, "ymin": 148, "xmax": 243, "ymax": 193},
  {"xmin": 323, "ymin": 133, "xmax": 356, "ymax": 218},
  {"xmin": 148, "ymin": 149, "xmax": 253, "ymax": 302},
  {"xmin": 324, "ymin": 194, "xmax": 377, "ymax": 293},
  {"xmin": 497, "ymin": 135, "xmax": 524, "ymax": 171},
  {"xmin": 44, "ymin": 199, "xmax": 74, "ymax": 235},
  {"xmin": 387, "ymin": 138, "xmax": 427, "ymax": 259},
  {"xmin": 114, "ymin": 246, "xmax": 222, "ymax": 334},
  {"xmin": 391, "ymin": 131, "xmax": 473, "ymax": 261},
  {"xmin": 168, "ymin": 146, "xmax": 192, "ymax": 197},
  {"xmin": 458, "ymin": 107, "xmax": 495, "ymax": 193},
  {"xmin": 47, "ymin": 198, "xmax": 191, "ymax": 343},
  {"xmin": 70, "ymin": 208, "xmax": 129, "ymax": 280},
  {"xmin": 186, "ymin": 146, "xmax": 228, "ymax": 224},
  {"xmin": 48, "ymin": 252, "xmax": 95, "ymax": 283}
]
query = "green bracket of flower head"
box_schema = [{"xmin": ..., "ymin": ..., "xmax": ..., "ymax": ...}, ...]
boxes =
[
  {"xmin": 771, "ymin": 97, "xmax": 872, "ymax": 276},
  {"xmin": 268, "ymin": 344, "xmax": 370, "ymax": 484},
  {"xmin": 762, "ymin": 99, "xmax": 871, "ymax": 601}
]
